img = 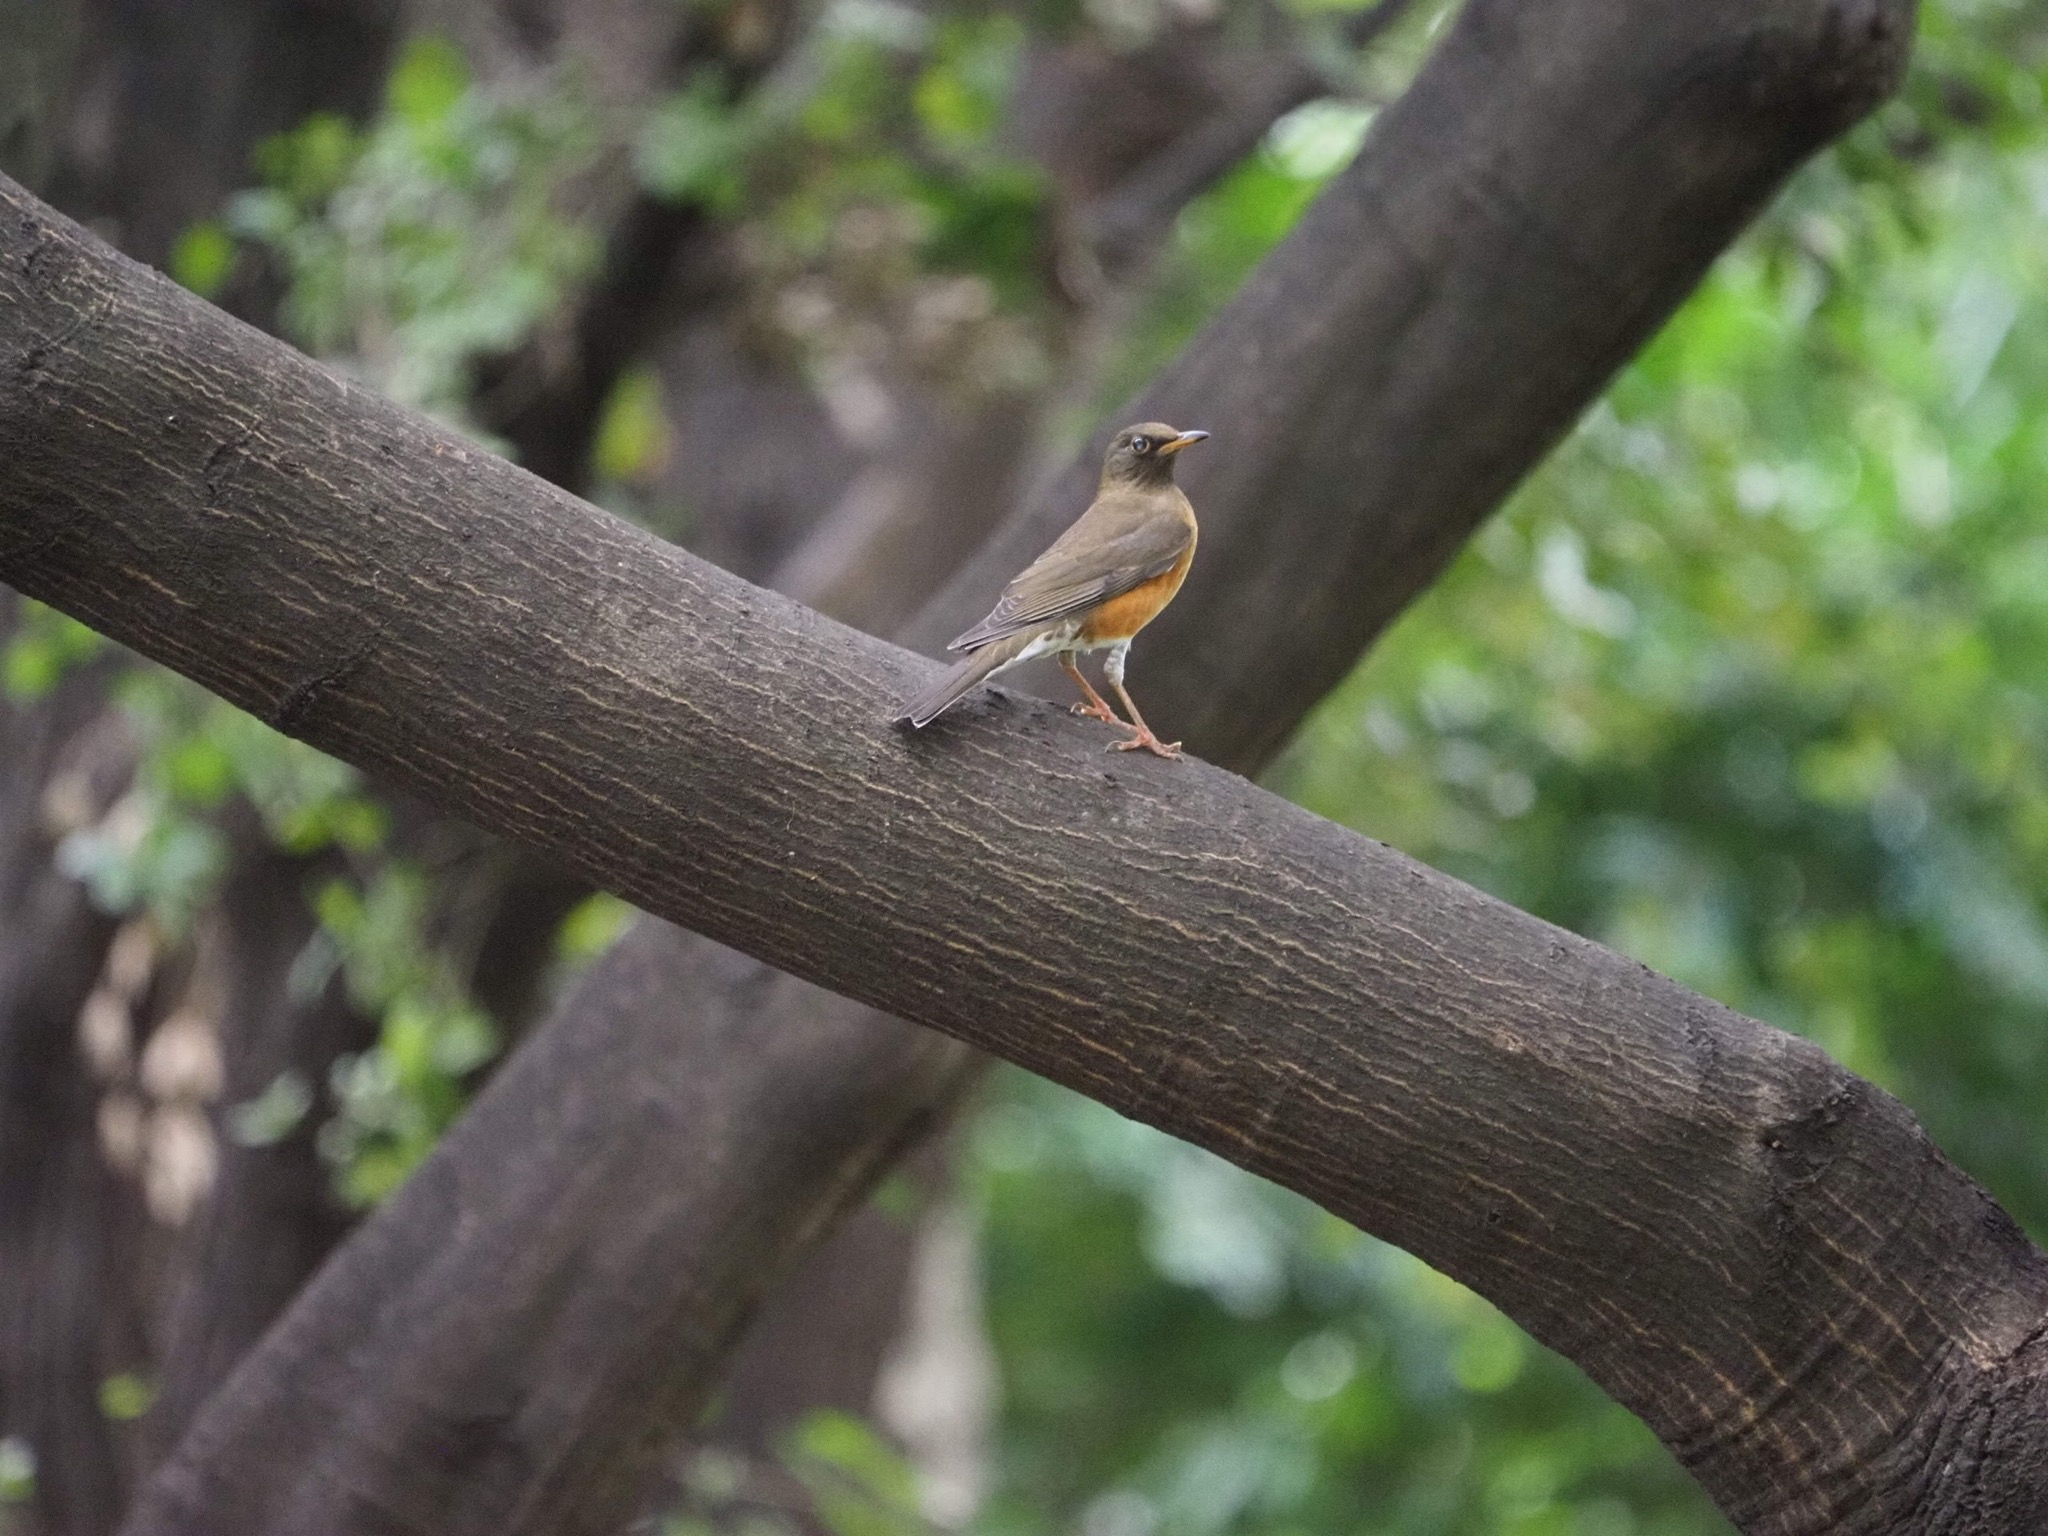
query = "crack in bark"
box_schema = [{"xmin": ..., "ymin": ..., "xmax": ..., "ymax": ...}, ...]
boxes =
[{"xmin": 267, "ymin": 647, "xmax": 373, "ymax": 736}]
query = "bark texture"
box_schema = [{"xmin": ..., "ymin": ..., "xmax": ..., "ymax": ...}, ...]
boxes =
[{"xmin": 10, "ymin": 2, "xmax": 2048, "ymax": 1519}]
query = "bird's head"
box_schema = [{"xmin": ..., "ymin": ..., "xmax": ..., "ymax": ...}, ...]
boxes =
[{"xmin": 1103, "ymin": 423, "xmax": 1209, "ymax": 486}]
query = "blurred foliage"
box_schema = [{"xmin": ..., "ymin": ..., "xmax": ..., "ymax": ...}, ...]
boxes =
[
  {"xmin": 307, "ymin": 865, "xmax": 501, "ymax": 1206},
  {"xmin": 701, "ymin": 0, "xmax": 1059, "ymax": 411},
  {"xmin": 198, "ymin": 35, "xmax": 601, "ymax": 421},
  {"xmin": 969, "ymin": 1076, "xmax": 1713, "ymax": 1536},
  {"xmin": 786, "ymin": 1411, "xmax": 936, "ymax": 1536},
  {"xmin": 95, "ymin": 1373, "xmax": 154, "ymax": 1423},
  {"xmin": 29, "ymin": 655, "xmax": 491, "ymax": 1206},
  {"xmin": 556, "ymin": 890, "xmax": 641, "ymax": 967},
  {"xmin": 665, "ymin": 1413, "xmax": 936, "ymax": 1536},
  {"xmin": 716, "ymin": 3, "xmax": 1047, "ymax": 299},
  {"xmin": 2, "ymin": 598, "xmax": 103, "ymax": 701},
  {"xmin": 594, "ymin": 364, "xmax": 676, "ymax": 485},
  {"xmin": 0, "ymin": 1436, "xmax": 30, "ymax": 1510},
  {"xmin": 53, "ymin": 670, "xmax": 385, "ymax": 935}
]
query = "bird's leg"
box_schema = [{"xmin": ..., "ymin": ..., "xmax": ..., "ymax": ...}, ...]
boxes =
[
  {"xmin": 1060, "ymin": 653, "xmax": 1122, "ymax": 725},
  {"xmin": 1101, "ymin": 643, "xmax": 1180, "ymax": 759},
  {"xmin": 1108, "ymin": 683, "xmax": 1181, "ymax": 758}
]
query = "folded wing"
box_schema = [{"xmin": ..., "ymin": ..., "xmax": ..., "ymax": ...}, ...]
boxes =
[{"xmin": 948, "ymin": 518, "xmax": 1193, "ymax": 652}]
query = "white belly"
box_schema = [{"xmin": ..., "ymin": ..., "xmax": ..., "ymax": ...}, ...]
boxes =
[
  {"xmin": 995, "ymin": 624, "xmax": 1132, "ymax": 688},
  {"xmin": 1013, "ymin": 623, "xmax": 1083, "ymax": 664}
]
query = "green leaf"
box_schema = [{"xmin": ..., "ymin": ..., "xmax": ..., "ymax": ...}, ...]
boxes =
[
  {"xmin": 335, "ymin": 1142, "xmax": 418, "ymax": 1208},
  {"xmin": 785, "ymin": 1411, "xmax": 928, "ymax": 1536},
  {"xmin": 1448, "ymin": 1314, "xmax": 1526, "ymax": 1395},
  {"xmin": 227, "ymin": 1071, "xmax": 315, "ymax": 1148},
  {"xmin": 162, "ymin": 734, "xmax": 235, "ymax": 807},
  {"xmin": 252, "ymin": 113, "xmax": 361, "ymax": 206},
  {"xmin": 0, "ymin": 1436, "xmax": 34, "ymax": 1503},
  {"xmin": 388, "ymin": 36, "xmax": 470, "ymax": 128},
  {"xmin": 98, "ymin": 1374, "xmax": 155, "ymax": 1422},
  {"xmin": 2, "ymin": 602, "xmax": 103, "ymax": 701},
  {"xmin": 314, "ymin": 878, "xmax": 366, "ymax": 943},
  {"xmin": 1264, "ymin": 101, "xmax": 1374, "ymax": 182},
  {"xmin": 870, "ymin": 1172, "xmax": 923, "ymax": 1224},
  {"xmin": 635, "ymin": 75, "xmax": 754, "ymax": 206},
  {"xmin": 592, "ymin": 366, "xmax": 672, "ymax": 483},
  {"xmin": 912, "ymin": 17, "xmax": 1023, "ymax": 153},
  {"xmin": 169, "ymin": 221, "xmax": 237, "ymax": 297},
  {"xmin": 557, "ymin": 892, "xmax": 637, "ymax": 965}
]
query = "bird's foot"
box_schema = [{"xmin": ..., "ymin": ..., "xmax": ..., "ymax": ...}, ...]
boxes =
[
  {"xmin": 1110, "ymin": 730, "xmax": 1182, "ymax": 760},
  {"xmin": 1070, "ymin": 700, "xmax": 1121, "ymax": 725}
]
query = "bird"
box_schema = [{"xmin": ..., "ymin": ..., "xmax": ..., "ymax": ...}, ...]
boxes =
[{"xmin": 895, "ymin": 422, "xmax": 1207, "ymax": 758}]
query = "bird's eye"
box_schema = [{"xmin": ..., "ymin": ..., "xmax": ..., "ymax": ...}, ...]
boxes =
[{"xmin": 1130, "ymin": 436, "xmax": 1150, "ymax": 454}]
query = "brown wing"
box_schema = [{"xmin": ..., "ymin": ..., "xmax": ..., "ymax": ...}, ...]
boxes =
[{"xmin": 948, "ymin": 514, "xmax": 1193, "ymax": 653}]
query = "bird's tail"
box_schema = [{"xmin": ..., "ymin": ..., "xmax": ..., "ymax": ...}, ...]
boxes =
[{"xmin": 895, "ymin": 634, "xmax": 1034, "ymax": 727}]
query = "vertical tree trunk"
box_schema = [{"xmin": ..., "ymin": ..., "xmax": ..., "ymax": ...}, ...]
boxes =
[
  {"xmin": 43, "ymin": 0, "xmax": 399, "ymax": 271},
  {"xmin": 0, "ymin": 603, "xmax": 140, "ymax": 1536},
  {"xmin": 0, "ymin": 0, "xmax": 84, "ymax": 192}
]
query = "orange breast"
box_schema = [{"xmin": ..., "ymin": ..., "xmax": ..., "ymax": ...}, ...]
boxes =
[{"xmin": 1077, "ymin": 544, "xmax": 1196, "ymax": 644}]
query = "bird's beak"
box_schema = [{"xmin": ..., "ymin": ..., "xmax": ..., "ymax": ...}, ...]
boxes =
[{"xmin": 1158, "ymin": 430, "xmax": 1210, "ymax": 456}]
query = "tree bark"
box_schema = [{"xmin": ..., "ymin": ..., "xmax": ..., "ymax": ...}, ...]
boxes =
[{"xmin": 13, "ymin": 4, "xmax": 2048, "ymax": 1527}]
